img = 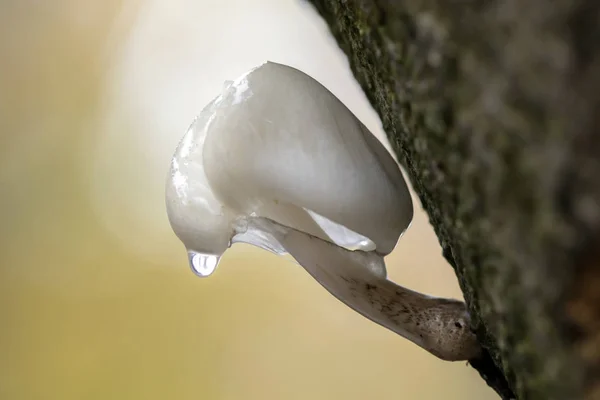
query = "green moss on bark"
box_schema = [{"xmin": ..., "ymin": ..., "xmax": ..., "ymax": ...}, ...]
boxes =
[{"xmin": 307, "ymin": 1, "xmax": 600, "ymax": 399}]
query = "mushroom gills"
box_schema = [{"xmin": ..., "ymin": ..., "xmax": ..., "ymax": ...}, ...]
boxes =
[
  {"xmin": 185, "ymin": 205, "xmax": 384, "ymax": 278},
  {"xmin": 190, "ymin": 208, "xmax": 386, "ymax": 278}
]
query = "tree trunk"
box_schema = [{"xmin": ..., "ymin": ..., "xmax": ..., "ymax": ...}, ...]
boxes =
[{"xmin": 306, "ymin": 1, "xmax": 600, "ymax": 399}]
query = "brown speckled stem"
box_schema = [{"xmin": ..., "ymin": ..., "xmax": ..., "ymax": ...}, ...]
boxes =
[{"xmin": 250, "ymin": 217, "xmax": 482, "ymax": 361}]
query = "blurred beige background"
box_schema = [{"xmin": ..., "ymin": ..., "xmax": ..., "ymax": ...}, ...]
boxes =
[{"xmin": 0, "ymin": 1, "xmax": 497, "ymax": 399}]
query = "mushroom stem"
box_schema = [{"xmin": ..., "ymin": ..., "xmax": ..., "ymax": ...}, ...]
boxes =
[{"xmin": 246, "ymin": 217, "xmax": 482, "ymax": 361}]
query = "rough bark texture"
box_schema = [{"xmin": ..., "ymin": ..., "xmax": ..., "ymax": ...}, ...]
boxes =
[{"xmin": 306, "ymin": 1, "xmax": 600, "ymax": 399}]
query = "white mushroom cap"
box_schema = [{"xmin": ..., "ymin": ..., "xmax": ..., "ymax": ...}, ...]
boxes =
[{"xmin": 166, "ymin": 61, "xmax": 413, "ymax": 261}]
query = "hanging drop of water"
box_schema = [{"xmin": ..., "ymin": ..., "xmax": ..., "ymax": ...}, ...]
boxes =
[{"xmin": 187, "ymin": 251, "xmax": 221, "ymax": 277}]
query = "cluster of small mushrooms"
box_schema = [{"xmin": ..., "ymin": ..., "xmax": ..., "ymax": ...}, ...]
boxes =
[{"xmin": 165, "ymin": 61, "xmax": 481, "ymax": 362}]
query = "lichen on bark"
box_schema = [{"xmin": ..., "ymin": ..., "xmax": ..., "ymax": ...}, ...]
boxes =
[{"xmin": 306, "ymin": 1, "xmax": 600, "ymax": 399}]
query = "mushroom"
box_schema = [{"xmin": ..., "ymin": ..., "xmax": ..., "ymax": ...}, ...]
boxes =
[{"xmin": 165, "ymin": 61, "xmax": 481, "ymax": 361}]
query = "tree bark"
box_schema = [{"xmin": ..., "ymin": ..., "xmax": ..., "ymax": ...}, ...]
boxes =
[{"xmin": 306, "ymin": 1, "xmax": 600, "ymax": 399}]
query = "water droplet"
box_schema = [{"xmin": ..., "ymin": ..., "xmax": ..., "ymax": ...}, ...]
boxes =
[{"xmin": 188, "ymin": 251, "xmax": 220, "ymax": 277}]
